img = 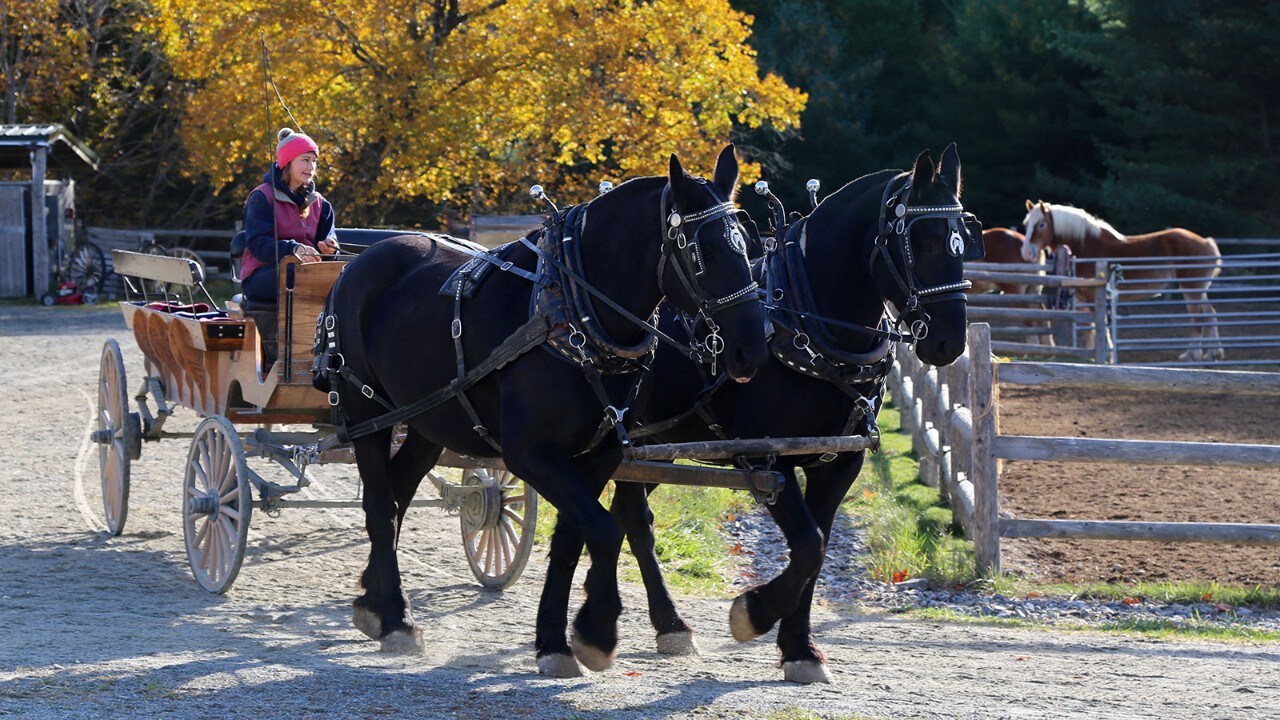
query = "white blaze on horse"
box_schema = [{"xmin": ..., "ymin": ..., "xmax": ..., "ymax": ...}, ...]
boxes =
[{"xmin": 1020, "ymin": 200, "xmax": 1224, "ymax": 361}]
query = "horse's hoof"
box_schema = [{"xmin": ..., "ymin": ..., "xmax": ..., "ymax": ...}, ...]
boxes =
[
  {"xmin": 570, "ymin": 631, "xmax": 616, "ymax": 672},
  {"xmin": 537, "ymin": 652, "xmax": 584, "ymax": 678},
  {"xmin": 783, "ymin": 659, "xmax": 832, "ymax": 684},
  {"xmin": 656, "ymin": 630, "xmax": 700, "ymax": 656},
  {"xmin": 378, "ymin": 626, "xmax": 424, "ymax": 654},
  {"xmin": 352, "ymin": 605, "xmax": 381, "ymax": 640},
  {"xmin": 729, "ymin": 595, "xmax": 763, "ymax": 642}
]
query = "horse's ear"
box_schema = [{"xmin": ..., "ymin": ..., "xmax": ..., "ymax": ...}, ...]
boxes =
[
  {"xmin": 712, "ymin": 144, "xmax": 740, "ymax": 201},
  {"xmin": 1038, "ymin": 199, "xmax": 1048, "ymax": 212},
  {"xmin": 1026, "ymin": 199, "xmax": 1034, "ymax": 212},
  {"xmin": 668, "ymin": 153, "xmax": 687, "ymax": 195},
  {"xmin": 910, "ymin": 149, "xmax": 934, "ymax": 187},
  {"xmin": 939, "ymin": 143, "xmax": 961, "ymax": 196}
]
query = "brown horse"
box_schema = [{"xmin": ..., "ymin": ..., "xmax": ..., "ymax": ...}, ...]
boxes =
[
  {"xmin": 1020, "ymin": 200, "xmax": 1223, "ymax": 360},
  {"xmin": 968, "ymin": 227, "xmax": 1053, "ymax": 345}
]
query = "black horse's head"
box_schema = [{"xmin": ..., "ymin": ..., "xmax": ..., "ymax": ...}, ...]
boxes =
[
  {"xmin": 661, "ymin": 145, "xmax": 769, "ymax": 382},
  {"xmin": 874, "ymin": 143, "xmax": 979, "ymax": 366}
]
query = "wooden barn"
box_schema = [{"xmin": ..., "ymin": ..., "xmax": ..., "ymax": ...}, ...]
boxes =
[{"xmin": 0, "ymin": 124, "xmax": 99, "ymax": 298}]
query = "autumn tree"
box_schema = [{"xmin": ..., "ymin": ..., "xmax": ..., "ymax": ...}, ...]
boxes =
[
  {"xmin": 147, "ymin": 0, "xmax": 806, "ymax": 223},
  {"xmin": 0, "ymin": 1, "xmax": 88, "ymax": 125}
]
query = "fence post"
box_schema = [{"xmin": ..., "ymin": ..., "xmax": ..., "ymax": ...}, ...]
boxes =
[
  {"xmin": 968, "ymin": 322, "xmax": 1001, "ymax": 575},
  {"xmin": 1094, "ymin": 260, "xmax": 1111, "ymax": 365},
  {"xmin": 948, "ymin": 349, "xmax": 971, "ymax": 514}
]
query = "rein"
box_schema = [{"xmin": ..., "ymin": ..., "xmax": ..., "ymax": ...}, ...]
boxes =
[{"xmin": 317, "ymin": 180, "xmax": 759, "ymax": 454}]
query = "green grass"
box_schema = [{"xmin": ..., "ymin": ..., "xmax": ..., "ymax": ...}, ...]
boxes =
[
  {"xmin": 987, "ymin": 576, "xmax": 1280, "ymax": 611},
  {"xmin": 534, "ymin": 470, "xmax": 755, "ymax": 596},
  {"xmin": 910, "ymin": 605, "xmax": 1280, "ymax": 642},
  {"xmin": 845, "ymin": 400, "xmax": 973, "ymax": 586}
]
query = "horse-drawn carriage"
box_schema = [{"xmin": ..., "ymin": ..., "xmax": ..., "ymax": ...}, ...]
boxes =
[
  {"xmin": 90, "ymin": 144, "xmax": 975, "ymax": 683},
  {"xmin": 93, "ymin": 241, "xmax": 828, "ymax": 594}
]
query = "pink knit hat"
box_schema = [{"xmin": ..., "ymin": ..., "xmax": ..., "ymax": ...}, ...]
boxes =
[{"xmin": 276, "ymin": 128, "xmax": 319, "ymax": 169}]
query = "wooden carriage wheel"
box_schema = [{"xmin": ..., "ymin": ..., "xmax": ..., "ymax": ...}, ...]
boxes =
[
  {"xmin": 183, "ymin": 416, "xmax": 252, "ymax": 594},
  {"xmin": 97, "ymin": 339, "xmax": 139, "ymax": 536},
  {"xmin": 459, "ymin": 468, "xmax": 538, "ymax": 590}
]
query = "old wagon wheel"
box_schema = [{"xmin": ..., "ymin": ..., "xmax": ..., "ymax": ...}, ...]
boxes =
[
  {"xmin": 69, "ymin": 242, "xmax": 107, "ymax": 295},
  {"xmin": 168, "ymin": 247, "xmax": 207, "ymax": 282},
  {"xmin": 183, "ymin": 416, "xmax": 252, "ymax": 594},
  {"xmin": 459, "ymin": 468, "xmax": 538, "ymax": 590},
  {"xmin": 96, "ymin": 339, "xmax": 139, "ymax": 535},
  {"xmin": 139, "ymin": 242, "xmax": 170, "ymax": 296}
]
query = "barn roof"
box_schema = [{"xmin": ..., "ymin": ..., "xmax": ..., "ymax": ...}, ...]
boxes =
[{"xmin": 0, "ymin": 124, "xmax": 100, "ymax": 171}]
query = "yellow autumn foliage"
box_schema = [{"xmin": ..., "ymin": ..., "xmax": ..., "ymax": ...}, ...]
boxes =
[{"xmin": 146, "ymin": 0, "xmax": 806, "ymax": 213}]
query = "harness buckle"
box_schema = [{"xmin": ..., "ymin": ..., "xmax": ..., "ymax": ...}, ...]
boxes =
[
  {"xmin": 361, "ymin": 385, "xmax": 375, "ymax": 399},
  {"xmin": 324, "ymin": 314, "xmax": 335, "ymax": 330},
  {"xmin": 818, "ymin": 452, "xmax": 838, "ymax": 463},
  {"xmin": 327, "ymin": 391, "xmax": 339, "ymax": 406},
  {"xmin": 451, "ymin": 319, "xmax": 462, "ymax": 339},
  {"xmin": 604, "ymin": 405, "xmax": 626, "ymax": 427},
  {"xmin": 501, "ymin": 261, "xmax": 514, "ymax": 271}
]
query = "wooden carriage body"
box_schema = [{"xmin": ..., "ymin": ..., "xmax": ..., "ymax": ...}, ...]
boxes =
[{"xmin": 113, "ymin": 250, "xmax": 344, "ymax": 423}]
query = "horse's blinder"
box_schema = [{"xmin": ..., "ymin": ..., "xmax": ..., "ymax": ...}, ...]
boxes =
[
  {"xmin": 658, "ymin": 182, "xmax": 760, "ymax": 364},
  {"xmin": 873, "ymin": 175, "xmax": 977, "ymax": 340}
]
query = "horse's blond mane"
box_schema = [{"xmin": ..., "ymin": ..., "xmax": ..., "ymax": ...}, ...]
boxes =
[{"xmin": 1047, "ymin": 203, "xmax": 1121, "ymax": 243}]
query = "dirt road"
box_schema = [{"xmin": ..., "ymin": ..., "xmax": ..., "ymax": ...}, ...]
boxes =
[{"xmin": 1, "ymin": 304, "xmax": 1277, "ymax": 719}]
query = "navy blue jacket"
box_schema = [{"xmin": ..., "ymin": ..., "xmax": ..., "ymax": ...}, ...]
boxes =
[{"xmin": 242, "ymin": 165, "xmax": 336, "ymax": 268}]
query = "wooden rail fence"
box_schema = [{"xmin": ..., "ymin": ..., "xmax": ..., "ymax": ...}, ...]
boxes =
[{"xmin": 889, "ymin": 322, "xmax": 1280, "ymax": 574}]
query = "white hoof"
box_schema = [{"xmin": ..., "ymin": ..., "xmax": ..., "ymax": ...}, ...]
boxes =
[
  {"xmin": 352, "ymin": 605, "xmax": 381, "ymax": 640},
  {"xmin": 537, "ymin": 652, "xmax": 584, "ymax": 678},
  {"xmin": 570, "ymin": 631, "xmax": 616, "ymax": 672},
  {"xmin": 783, "ymin": 659, "xmax": 832, "ymax": 684},
  {"xmin": 729, "ymin": 595, "xmax": 761, "ymax": 642},
  {"xmin": 378, "ymin": 626, "xmax": 424, "ymax": 655},
  {"xmin": 656, "ymin": 630, "xmax": 700, "ymax": 656}
]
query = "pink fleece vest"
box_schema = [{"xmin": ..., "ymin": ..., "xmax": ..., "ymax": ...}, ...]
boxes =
[{"xmin": 240, "ymin": 182, "xmax": 325, "ymax": 283}]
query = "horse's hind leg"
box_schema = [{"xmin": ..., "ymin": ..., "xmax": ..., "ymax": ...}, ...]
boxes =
[
  {"xmin": 351, "ymin": 428, "xmax": 433, "ymax": 654},
  {"xmin": 1180, "ymin": 288, "xmax": 1223, "ymax": 361},
  {"xmin": 611, "ymin": 481, "xmax": 698, "ymax": 655},
  {"xmin": 388, "ymin": 428, "xmax": 444, "ymax": 541}
]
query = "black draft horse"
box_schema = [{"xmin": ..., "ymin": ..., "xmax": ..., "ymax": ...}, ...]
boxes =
[
  {"xmin": 600, "ymin": 145, "xmax": 977, "ymax": 683},
  {"xmin": 326, "ymin": 146, "xmax": 769, "ymax": 674}
]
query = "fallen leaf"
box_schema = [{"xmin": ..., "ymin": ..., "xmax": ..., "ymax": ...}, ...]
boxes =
[
  {"xmin": 1026, "ymin": 591, "xmax": 1043, "ymax": 598},
  {"xmin": 892, "ymin": 570, "xmax": 909, "ymax": 583},
  {"xmin": 1202, "ymin": 592, "xmax": 1213, "ymax": 601},
  {"xmin": 729, "ymin": 543, "xmax": 742, "ymax": 555},
  {"xmin": 1122, "ymin": 597, "xmax": 1141, "ymax": 605},
  {"xmin": 622, "ymin": 671, "xmax": 642, "ymax": 678},
  {"xmin": 1215, "ymin": 603, "xmax": 1232, "ymax": 612},
  {"xmin": 1016, "ymin": 656, "xmax": 1031, "ymax": 661}
]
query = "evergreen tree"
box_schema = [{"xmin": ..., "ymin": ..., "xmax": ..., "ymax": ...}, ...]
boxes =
[{"xmin": 1058, "ymin": 0, "xmax": 1280, "ymax": 235}]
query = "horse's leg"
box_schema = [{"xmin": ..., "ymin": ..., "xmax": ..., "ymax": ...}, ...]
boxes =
[
  {"xmin": 536, "ymin": 513, "xmax": 586, "ymax": 677},
  {"xmin": 728, "ymin": 467, "xmax": 825, "ymax": 643},
  {"xmin": 388, "ymin": 428, "xmax": 444, "ymax": 542},
  {"xmin": 611, "ymin": 481, "xmax": 699, "ymax": 655},
  {"xmin": 351, "ymin": 427, "xmax": 424, "ymax": 653},
  {"xmin": 1179, "ymin": 285, "xmax": 1223, "ymax": 361},
  {"xmin": 514, "ymin": 446, "xmax": 623, "ymax": 675},
  {"xmin": 773, "ymin": 453, "xmax": 865, "ymax": 684}
]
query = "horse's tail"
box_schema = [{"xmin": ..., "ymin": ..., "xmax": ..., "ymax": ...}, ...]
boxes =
[{"xmin": 1204, "ymin": 236, "xmax": 1223, "ymax": 278}]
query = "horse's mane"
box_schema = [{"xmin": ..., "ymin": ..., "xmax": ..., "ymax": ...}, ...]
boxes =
[{"xmin": 1047, "ymin": 203, "xmax": 1121, "ymax": 243}]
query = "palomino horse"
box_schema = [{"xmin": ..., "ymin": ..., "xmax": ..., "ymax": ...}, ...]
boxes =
[
  {"xmin": 593, "ymin": 146, "xmax": 975, "ymax": 683},
  {"xmin": 969, "ymin": 227, "xmax": 1053, "ymax": 345},
  {"xmin": 1021, "ymin": 200, "xmax": 1224, "ymax": 360},
  {"xmin": 323, "ymin": 146, "xmax": 768, "ymax": 674}
]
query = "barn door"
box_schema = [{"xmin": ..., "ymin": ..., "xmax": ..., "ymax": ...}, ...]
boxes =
[{"xmin": 0, "ymin": 186, "xmax": 30, "ymax": 297}]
